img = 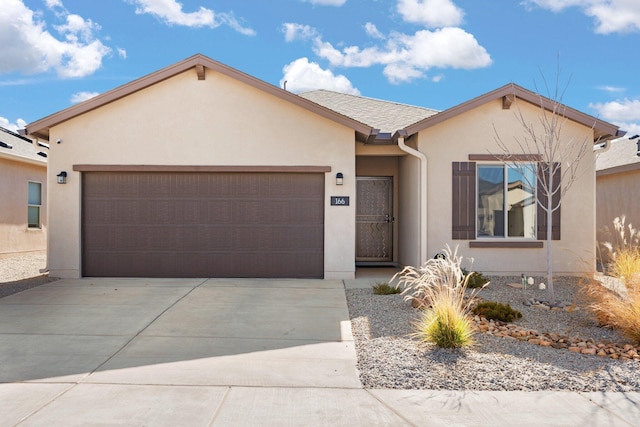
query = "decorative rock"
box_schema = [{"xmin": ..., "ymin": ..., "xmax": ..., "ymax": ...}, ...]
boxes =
[{"xmin": 471, "ymin": 315, "xmax": 640, "ymax": 361}]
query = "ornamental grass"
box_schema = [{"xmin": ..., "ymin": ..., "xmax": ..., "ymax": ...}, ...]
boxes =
[
  {"xmin": 587, "ymin": 217, "xmax": 640, "ymax": 344},
  {"xmin": 393, "ymin": 246, "xmax": 486, "ymax": 349}
]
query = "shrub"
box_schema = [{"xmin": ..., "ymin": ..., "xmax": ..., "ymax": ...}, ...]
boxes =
[
  {"xmin": 472, "ymin": 301, "xmax": 522, "ymax": 323},
  {"xmin": 372, "ymin": 282, "xmax": 401, "ymax": 295},
  {"xmin": 394, "ymin": 246, "xmax": 479, "ymax": 348},
  {"xmin": 463, "ymin": 270, "xmax": 490, "ymax": 289}
]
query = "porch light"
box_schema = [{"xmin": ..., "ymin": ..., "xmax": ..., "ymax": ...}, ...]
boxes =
[
  {"xmin": 336, "ymin": 172, "xmax": 344, "ymax": 186},
  {"xmin": 57, "ymin": 171, "xmax": 67, "ymax": 184}
]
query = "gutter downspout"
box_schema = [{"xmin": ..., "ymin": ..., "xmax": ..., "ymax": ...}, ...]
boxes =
[{"xmin": 394, "ymin": 130, "xmax": 428, "ymax": 265}]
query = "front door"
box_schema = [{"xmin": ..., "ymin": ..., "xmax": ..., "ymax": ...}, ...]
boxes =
[{"xmin": 356, "ymin": 177, "xmax": 394, "ymax": 264}]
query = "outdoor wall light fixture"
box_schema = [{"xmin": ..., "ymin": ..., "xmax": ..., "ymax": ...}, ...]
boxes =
[
  {"xmin": 57, "ymin": 171, "xmax": 67, "ymax": 184},
  {"xmin": 336, "ymin": 172, "xmax": 344, "ymax": 186}
]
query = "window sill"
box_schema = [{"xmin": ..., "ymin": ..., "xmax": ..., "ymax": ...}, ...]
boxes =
[{"xmin": 469, "ymin": 241, "xmax": 543, "ymax": 249}]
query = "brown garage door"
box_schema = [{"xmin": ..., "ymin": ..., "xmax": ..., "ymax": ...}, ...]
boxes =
[{"xmin": 82, "ymin": 171, "xmax": 324, "ymax": 278}]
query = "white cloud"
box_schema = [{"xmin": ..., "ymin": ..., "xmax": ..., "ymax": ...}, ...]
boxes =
[
  {"xmin": 598, "ymin": 85, "xmax": 626, "ymax": 93},
  {"xmin": 590, "ymin": 98, "xmax": 640, "ymax": 136},
  {"xmin": 301, "ymin": 0, "xmax": 348, "ymax": 6},
  {"xmin": 524, "ymin": 0, "xmax": 640, "ymax": 33},
  {"xmin": 397, "ymin": 0, "xmax": 464, "ymax": 28},
  {"xmin": 117, "ymin": 48, "xmax": 127, "ymax": 59},
  {"xmin": 280, "ymin": 58, "xmax": 360, "ymax": 95},
  {"xmin": 70, "ymin": 91, "xmax": 100, "ymax": 104},
  {"xmin": 617, "ymin": 123, "xmax": 640, "ymax": 137},
  {"xmin": 590, "ymin": 99, "xmax": 640, "ymax": 122},
  {"xmin": 45, "ymin": 0, "xmax": 63, "ymax": 9},
  {"xmin": 0, "ymin": 0, "xmax": 111, "ymax": 78},
  {"xmin": 282, "ymin": 23, "xmax": 318, "ymax": 42},
  {"xmin": 128, "ymin": 0, "xmax": 255, "ymax": 35},
  {"xmin": 313, "ymin": 27, "xmax": 491, "ymax": 83},
  {"xmin": 281, "ymin": 2, "xmax": 489, "ymax": 85},
  {"xmin": 0, "ymin": 116, "xmax": 27, "ymax": 132},
  {"xmin": 364, "ymin": 22, "xmax": 385, "ymax": 39}
]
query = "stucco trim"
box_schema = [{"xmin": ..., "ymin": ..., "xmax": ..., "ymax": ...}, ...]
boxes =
[
  {"xmin": 27, "ymin": 54, "xmax": 373, "ymax": 141},
  {"xmin": 405, "ymin": 83, "xmax": 620, "ymax": 142},
  {"xmin": 596, "ymin": 162, "xmax": 640, "ymax": 177},
  {"xmin": 469, "ymin": 241, "xmax": 544, "ymax": 248},
  {"xmin": 72, "ymin": 165, "xmax": 332, "ymax": 173},
  {"xmin": 0, "ymin": 150, "xmax": 47, "ymax": 167}
]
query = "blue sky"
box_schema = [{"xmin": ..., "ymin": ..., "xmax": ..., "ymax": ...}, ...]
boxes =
[{"xmin": 1, "ymin": 0, "xmax": 639, "ymax": 138}]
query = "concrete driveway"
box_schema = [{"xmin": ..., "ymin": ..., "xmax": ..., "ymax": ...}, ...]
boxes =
[
  {"xmin": 0, "ymin": 278, "xmax": 408, "ymax": 426},
  {"xmin": 2, "ymin": 276, "xmax": 640, "ymax": 426}
]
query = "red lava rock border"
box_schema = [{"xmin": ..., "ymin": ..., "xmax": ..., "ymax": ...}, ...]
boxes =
[{"xmin": 473, "ymin": 316, "xmax": 640, "ymax": 361}]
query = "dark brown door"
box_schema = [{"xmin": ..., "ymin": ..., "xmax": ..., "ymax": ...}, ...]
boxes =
[{"xmin": 82, "ymin": 172, "xmax": 324, "ymax": 278}]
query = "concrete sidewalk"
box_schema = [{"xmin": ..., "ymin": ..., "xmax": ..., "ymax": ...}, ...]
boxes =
[{"xmin": 0, "ymin": 276, "xmax": 639, "ymax": 426}]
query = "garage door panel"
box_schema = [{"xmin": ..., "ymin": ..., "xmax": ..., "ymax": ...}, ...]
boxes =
[{"xmin": 82, "ymin": 172, "xmax": 324, "ymax": 278}]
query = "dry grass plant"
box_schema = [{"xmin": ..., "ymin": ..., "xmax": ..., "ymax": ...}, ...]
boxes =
[
  {"xmin": 393, "ymin": 246, "xmax": 487, "ymax": 348},
  {"xmin": 585, "ymin": 217, "xmax": 640, "ymax": 343},
  {"xmin": 600, "ymin": 215, "xmax": 640, "ymax": 279}
]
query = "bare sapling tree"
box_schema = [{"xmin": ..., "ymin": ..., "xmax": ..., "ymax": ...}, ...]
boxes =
[{"xmin": 494, "ymin": 70, "xmax": 596, "ymax": 303}]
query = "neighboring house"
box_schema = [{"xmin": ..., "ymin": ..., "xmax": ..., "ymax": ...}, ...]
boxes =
[
  {"xmin": 0, "ymin": 126, "xmax": 47, "ymax": 257},
  {"xmin": 26, "ymin": 54, "xmax": 621, "ymax": 279},
  {"xmin": 595, "ymin": 136, "xmax": 640, "ymax": 260}
]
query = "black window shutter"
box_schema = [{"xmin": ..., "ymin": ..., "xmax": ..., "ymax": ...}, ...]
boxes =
[
  {"xmin": 536, "ymin": 162, "xmax": 561, "ymax": 240},
  {"xmin": 452, "ymin": 162, "xmax": 476, "ymax": 240}
]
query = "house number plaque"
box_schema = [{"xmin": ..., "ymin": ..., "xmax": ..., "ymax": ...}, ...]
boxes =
[{"xmin": 330, "ymin": 196, "xmax": 350, "ymax": 206}]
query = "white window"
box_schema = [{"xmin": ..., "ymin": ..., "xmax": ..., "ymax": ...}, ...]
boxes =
[
  {"xmin": 28, "ymin": 181, "xmax": 42, "ymax": 229},
  {"xmin": 477, "ymin": 164, "xmax": 536, "ymax": 238}
]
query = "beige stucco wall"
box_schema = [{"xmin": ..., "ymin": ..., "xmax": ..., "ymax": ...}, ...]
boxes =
[
  {"xmin": 46, "ymin": 68, "xmax": 356, "ymax": 278},
  {"xmin": 0, "ymin": 156, "xmax": 47, "ymax": 256},
  {"xmin": 417, "ymin": 98, "xmax": 597, "ymax": 275},
  {"xmin": 596, "ymin": 169, "xmax": 640, "ymax": 263}
]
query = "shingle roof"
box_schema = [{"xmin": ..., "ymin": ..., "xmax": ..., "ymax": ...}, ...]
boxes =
[
  {"xmin": 0, "ymin": 127, "xmax": 47, "ymax": 165},
  {"xmin": 596, "ymin": 137, "xmax": 640, "ymax": 174},
  {"xmin": 298, "ymin": 90, "xmax": 439, "ymax": 133}
]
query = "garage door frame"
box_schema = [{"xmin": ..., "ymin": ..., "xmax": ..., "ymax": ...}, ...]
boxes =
[{"xmin": 76, "ymin": 164, "xmax": 330, "ymax": 278}]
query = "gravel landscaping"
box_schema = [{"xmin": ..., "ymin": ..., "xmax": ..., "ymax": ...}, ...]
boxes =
[
  {"xmin": 346, "ymin": 275, "xmax": 640, "ymax": 392},
  {"xmin": 0, "ymin": 254, "xmax": 56, "ymax": 298}
]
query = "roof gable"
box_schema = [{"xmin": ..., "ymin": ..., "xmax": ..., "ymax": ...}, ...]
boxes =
[
  {"xmin": 27, "ymin": 54, "xmax": 373, "ymax": 141},
  {"xmin": 404, "ymin": 83, "xmax": 622, "ymax": 142}
]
